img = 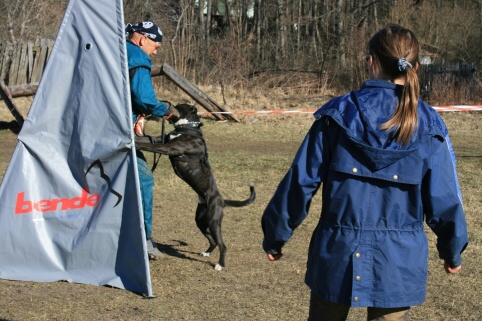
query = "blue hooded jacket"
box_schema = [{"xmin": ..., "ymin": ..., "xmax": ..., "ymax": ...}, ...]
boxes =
[
  {"xmin": 126, "ymin": 40, "xmax": 168, "ymax": 123},
  {"xmin": 261, "ymin": 79, "xmax": 468, "ymax": 308}
]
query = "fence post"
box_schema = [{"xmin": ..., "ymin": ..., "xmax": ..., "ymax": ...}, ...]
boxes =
[{"xmin": 0, "ymin": 39, "xmax": 53, "ymax": 86}]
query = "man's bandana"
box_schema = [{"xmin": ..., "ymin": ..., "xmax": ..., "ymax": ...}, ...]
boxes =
[{"xmin": 125, "ymin": 21, "xmax": 163, "ymax": 44}]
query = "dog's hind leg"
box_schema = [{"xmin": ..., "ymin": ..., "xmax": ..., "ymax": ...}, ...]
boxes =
[
  {"xmin": 195, "ymin": 200, "xmax": 218, "ymax": 255},
  {"xmin": 208, "ymin": 196, "xmax": 227, "ymax": 271},
  {"xmin": 195, "ymin": 196, "xmax": 226, "ymax": 271},
  {"xmin": 210, "ymin": 216, "xmax": 226, "ymax": 271}
]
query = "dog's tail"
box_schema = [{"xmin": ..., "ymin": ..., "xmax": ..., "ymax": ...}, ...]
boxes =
[{"xmin": 224, "ymin": 183, "xmax": 256, "ymax": 207}]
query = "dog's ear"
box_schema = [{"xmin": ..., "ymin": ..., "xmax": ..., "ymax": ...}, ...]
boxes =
[{"xmin": 190, "ymin": 105, "xmax": 198, "ymax": 113}]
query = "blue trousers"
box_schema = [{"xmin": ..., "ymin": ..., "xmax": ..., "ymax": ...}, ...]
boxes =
[{"xmin": 136, "ymin": 151, "xmax": 154, "ymax": 239}]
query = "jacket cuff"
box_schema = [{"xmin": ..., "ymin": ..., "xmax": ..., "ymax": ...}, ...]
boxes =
[
  {"xmin": 441, "ymin": 254, "xmax": 463, "ymax": 267},
  {"xmin": 262, "ymin": 239, "xmax": 284, "ymax": 253}
]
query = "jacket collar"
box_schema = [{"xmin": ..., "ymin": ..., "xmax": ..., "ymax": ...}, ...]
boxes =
[
  {"xmin": 312, "ymin": 79, "xmax": 441, "ymax": 170},
  {"xmin": 360, "ymin": 79, "xmax": 399, "ymax": 90}
]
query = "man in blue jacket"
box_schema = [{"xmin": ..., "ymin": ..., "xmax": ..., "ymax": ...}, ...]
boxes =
[{"xmin": 125, "ymin": 21, "xmax": 179, "ymax": 259}]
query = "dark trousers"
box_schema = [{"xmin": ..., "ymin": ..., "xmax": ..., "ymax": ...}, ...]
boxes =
[{"xmin": 308, "ymin": 292, "xmax": 410, "ymax": 321}]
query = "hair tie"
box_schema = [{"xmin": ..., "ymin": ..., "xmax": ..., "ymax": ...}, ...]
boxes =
[{"xmin": 397, "ymin": 58, "xmax": 413, "ymax": 72}]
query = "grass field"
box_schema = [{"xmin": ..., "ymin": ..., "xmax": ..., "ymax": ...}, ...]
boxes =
[{"xmin": 0, "ymin": 95, "xmax": 481, "ymax": 321}]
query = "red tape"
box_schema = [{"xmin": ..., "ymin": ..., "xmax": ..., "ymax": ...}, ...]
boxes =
[{"xmin": 199, "ymin": 105, "xmax": 482, "ymax": 115}]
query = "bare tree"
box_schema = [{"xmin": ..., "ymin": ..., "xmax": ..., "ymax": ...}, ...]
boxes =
[
  {"xmin": 276, "ymin": 0, "xmax": 287, "ymax": 61},
  {"xmin": 1, "ymin": 0, "xmax": 51, "ymax": 41},
  {"xmin": 6, "ymin": 0, "xmax": 477, "ymax": 93}
]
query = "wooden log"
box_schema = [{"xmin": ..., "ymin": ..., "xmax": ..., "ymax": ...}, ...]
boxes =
[
  {"xmin": 0, "ymin": 83, "xmax": 39, "ymax": 99},
  {"xmin": 0, "ymin": 81, "xmax": 24, "ymax": 127},
  {"xmin": 158, "ymin": 63, "xmax": 238, "ymax": 122},
  {"xmin": 151, "ymin": 65, "xmax": 162, "ymax": 77},
  {"xmin": 159, "ymin": 64, "xmax": 222, "ymax": 121}
]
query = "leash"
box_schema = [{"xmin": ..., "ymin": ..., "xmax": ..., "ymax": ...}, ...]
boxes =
[
  {"xmin": 149, "ymin": 115, "xmax": 165, "ymax": 173},
  {"xmin": 149, "ymin": 101, "xmax": 173, "ymax": 172},
  {"xmin": 134, "ymin": 100, "xmax": 172, "ymax": 173}
]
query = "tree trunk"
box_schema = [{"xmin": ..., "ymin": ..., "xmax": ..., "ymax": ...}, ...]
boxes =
[
  {"xmin": 276, "ymin": 0, "xmax": 287, "ymax": 61},
  {"xmin": 205, "ymin": 0, "xmax": 212, "ymax": 57},
  {"xmin": 255, "ymin": 0, "xmax": 261, "ymax": 60},
  {"xmin": 297, "ymin": 0, "xmax": 302, "ymax": 52},
  {"xmin": 335, "ymin": 0, "xmax": 345, "ymax": 65}
]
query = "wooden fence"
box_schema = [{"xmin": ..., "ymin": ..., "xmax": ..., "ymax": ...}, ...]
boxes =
[
  {"xmin": 420, "ymin": 62, "xmax": 478, "ymax": 104},
  {"xmin": 0, "ymin": 38, "xmax": 53, "ymax": 86}
]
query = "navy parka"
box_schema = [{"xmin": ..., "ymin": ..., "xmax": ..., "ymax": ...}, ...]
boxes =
[{"xmin": 261, "ymin": 80, "xmax": 468, "ymax": 308}]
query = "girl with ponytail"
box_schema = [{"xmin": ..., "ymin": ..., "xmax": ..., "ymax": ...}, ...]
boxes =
[{"xmin": 262, "ymin": 24, "xmax": 468, "ymax": 320}]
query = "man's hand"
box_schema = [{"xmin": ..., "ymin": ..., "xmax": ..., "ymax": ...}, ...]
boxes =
[
  {"xmin": 166, "ymin": 105, "xmax": 180, "ymax": 122},
  {"xmin": 444, "ymin": 260, "xmax": 462, "ymax": 274}
]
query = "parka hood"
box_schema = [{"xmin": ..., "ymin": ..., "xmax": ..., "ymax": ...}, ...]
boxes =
[{"xmin": 314, "ymin": 80, "xmax": 446, "ymax": 171}]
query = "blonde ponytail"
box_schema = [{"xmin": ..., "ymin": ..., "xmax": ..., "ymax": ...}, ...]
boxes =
[
  {"xmin": 369, "ymin": 24, "xmax": 420, "ymax": 145},
  {"xmin": 379, "ymin": 67, "xmax": 420, "ymax": 145}
]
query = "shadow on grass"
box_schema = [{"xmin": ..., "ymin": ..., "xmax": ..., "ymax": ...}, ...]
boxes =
[
  {"xmin": 155, "ymin": 239, "xmax": 214, "ymax": 268},
  {"xmin": 0, "ymin": 121, "xmax": 21, "ymax": 134}
]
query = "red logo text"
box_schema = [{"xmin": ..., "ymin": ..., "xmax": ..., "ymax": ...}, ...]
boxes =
[{"xmin": 15, "ymin": 189, "xmax": 100, "ymax": 214}]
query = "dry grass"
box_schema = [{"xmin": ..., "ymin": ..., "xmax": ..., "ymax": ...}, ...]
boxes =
[{"xmin": 0, "ymin": 96, "xmax": 481, "ymax": 321}]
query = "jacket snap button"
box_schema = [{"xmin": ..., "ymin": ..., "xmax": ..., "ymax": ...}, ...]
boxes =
[
  {"xmin": 352, "ymin": 168, "xmax": 358, "ymax": 173},
  {"xmin": 354, "ymin": 297, "xmax": 359, "ymax": 302},
  {"xmin": 393, "ymin": 175, "xmax": 398, "ymax": 180},
  {"xmin": 356, "ymin": 253, "xmax": 360, "ymax": 258},
  {"xmin": 356, "ymin": 276, "xmax": 361, "ymax": 281}
]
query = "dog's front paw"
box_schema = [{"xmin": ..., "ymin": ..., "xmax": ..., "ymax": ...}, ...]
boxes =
[
  {"xmin": 200, "ymin": 251, "xmax": 211, "ymax": 257},
  {"xmin": 214, "ymin": 264, "xmax": 223, "ymax": 271}
]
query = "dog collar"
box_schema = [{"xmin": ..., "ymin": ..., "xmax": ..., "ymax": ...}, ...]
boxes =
[
  {"xmin": 174, "ymin": 121, "xmax": 203, "ymax": 129},
  {"xmin": 171, "ymin": 126, "xmax": 203, "ymax": 138}
]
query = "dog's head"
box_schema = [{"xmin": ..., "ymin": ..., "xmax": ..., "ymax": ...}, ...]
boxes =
[{"xmin": 171, "ymin": 104, "xmax": 202, "ymax": 128}]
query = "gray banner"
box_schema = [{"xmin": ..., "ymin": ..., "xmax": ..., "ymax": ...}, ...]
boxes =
[{"xmin": 0, "ymin": 0, "xmax": 152, "ymax": 296}]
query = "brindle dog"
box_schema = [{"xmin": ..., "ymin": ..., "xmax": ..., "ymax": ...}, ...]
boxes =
[{"xmin": 135, "ymin": 104, "xmax": 256, "ymax": 271}]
